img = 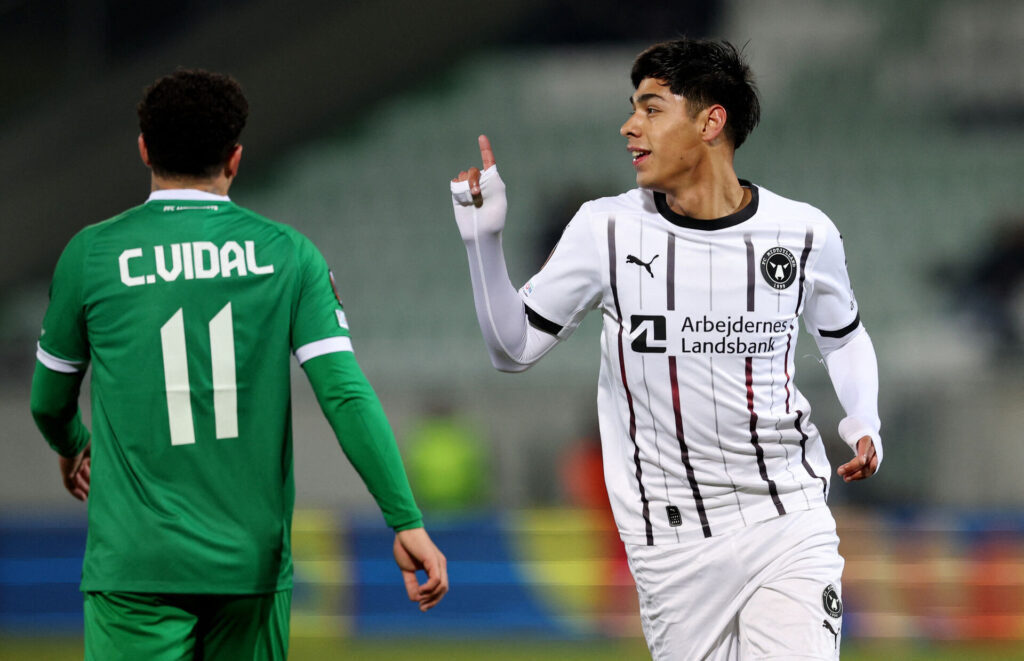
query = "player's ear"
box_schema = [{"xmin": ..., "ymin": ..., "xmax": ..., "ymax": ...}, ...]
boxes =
[
  {"xmin": 138, "ymin": 134, "xmax": 151, "ymax": 167},
  {"xmin": 224, "ymin": 144, "xmax": 243, "ymax": 179},
  {"xmin": 702, "ymin": 105, "xmax": 727, "ymax": 144}
]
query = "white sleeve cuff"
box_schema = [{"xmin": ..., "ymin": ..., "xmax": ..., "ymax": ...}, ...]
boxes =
[
  {"xmin": 36, "ymin": 344, "xmax": 88, "ymax": 373},
  {"xmin": 838, "ymin": 416, "xmax": 884, "ymax": 470},
  {"xmin": 294, "ymin": 336, "xmax": 353, "ymax": 365}
]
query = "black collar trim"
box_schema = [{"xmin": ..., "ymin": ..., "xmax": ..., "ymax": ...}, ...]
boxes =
[{"xmin": 653, "ymin": 180, "xmax": 759, "ymax": 231}]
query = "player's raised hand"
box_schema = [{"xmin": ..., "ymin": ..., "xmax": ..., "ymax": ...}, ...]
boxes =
[
  {"xmin": 837, "ymin": 436, "xmax": 878, "ymax": 482},
  {"xmin": 59, "ymin": 443, "xmax": 91, "ymax": 501},
  {"xmin": 450, "ymin": 134, "xmax": 508, "ymax": 239},
  {"xmin": 393, "ymin": 527, "xmax": 449, "ymax": 612},
  {"xmin": 452, "ymin": 135, "xmax": 497, "ymax": 206}
]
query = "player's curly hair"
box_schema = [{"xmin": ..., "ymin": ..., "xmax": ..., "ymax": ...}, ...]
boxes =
[
  {"xmin": 137, "ymin": 68, "xmax": 249, "ymax": 178},
  {"xmin": 631, "ymin": 39, "xmax": 761, "ymax": 149}
]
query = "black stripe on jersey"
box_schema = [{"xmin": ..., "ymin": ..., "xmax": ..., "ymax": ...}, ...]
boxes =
[
  {"xmin": 744, "ymin": 233, "xmax": 755, "ymax": 312},
  {"xmin": 795, "ymin": 410, "xmax": 828, "ymax": 494},
  {"xmin": 525, "ymin": 305, "xmax": 563, "ymax": 336},
  {"xmin": 794, "ymin": 227, "xmax": 814, "ymax": 314},
  {"xmin": 666, "ymin": 233, "xmax": 675, "ymax": 311},
  {"xmin": 608, "ymin": 217, "xmax": 654, "ymax": 546},
  {"xmin": 746, "ymin": 357, "xmax": 786, "ymax": 515},
  {"xmin": 669, "ymin": 356, "xmax": 712, "ymax": 537},
  {"xmin": 819, "ymin": 313, "xmax": 861, "ymax": 338}
]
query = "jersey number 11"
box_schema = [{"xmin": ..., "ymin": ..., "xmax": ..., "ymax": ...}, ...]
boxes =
[{"xmin": 160, "ymin": 303, "xmax": 238, "ymax": 446}]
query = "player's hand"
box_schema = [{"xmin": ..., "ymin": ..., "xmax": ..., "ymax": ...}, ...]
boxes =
[
  {"xmin": 393, "ymin": 527, "xmax": 448, "ymax": 612},
  {"xmin": 450, "ymin": 135, "xmax": 508, "ymax": 241},
  {"xmin": 452, "ymin": 134, "xmax": 497, "ymax": 207},
  {"xmin": 59, "ymin": 443, "xmax": 91, "ymax": 501},
  {"xmin": 837, "ymin": 436, "xmax": 878, "ymax": 482}
]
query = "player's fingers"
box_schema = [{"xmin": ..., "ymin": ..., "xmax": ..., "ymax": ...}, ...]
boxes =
[
  {"xmin": 468, "ymin": 167, "xmax": 483, "ymax": 207},
  {"xmin": 400, "ymin": 569, "xmax": 420, "ymax": 602},
  {"xmin": 478, "ymin": 134, "xmax": 496, "ymax": 169},
  {"xmin": 417, "ymin": 554, "xmax": 448, "ymax": 611},
  {"xmin": 837, "ymin": 455, "xmax": 864, "ymax": 477},
  {"xmin": 453, "ymin": 170, "xmax": 469, "ymax": 183}
]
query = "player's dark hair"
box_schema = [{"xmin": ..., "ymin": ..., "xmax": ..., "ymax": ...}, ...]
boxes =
[
  {"xmin": 137, "ymin": 68, "xmax": 249, "ymax": 178},
  {"xmin": 631, "ymin": 39, "xmax": 760, "ymax": 149}
]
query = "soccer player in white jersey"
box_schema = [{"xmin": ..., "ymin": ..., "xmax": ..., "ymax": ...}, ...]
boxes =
[{"xmin": 450, "ymin": 39, "xmax": 881, "ymax": 660}]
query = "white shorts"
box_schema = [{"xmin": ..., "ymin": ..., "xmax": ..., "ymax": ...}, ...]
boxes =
[{"xmin": 626, "ymin": 507, "xmax": 844, "ymax": 660}]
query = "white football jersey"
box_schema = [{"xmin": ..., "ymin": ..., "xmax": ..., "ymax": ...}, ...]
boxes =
[{"xmin": 521, "ymin": 183, "xmax": 862, "ymax": 545}]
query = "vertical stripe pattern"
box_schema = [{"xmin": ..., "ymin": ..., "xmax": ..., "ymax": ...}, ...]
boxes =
[
  {"xmin": 794, "ymin": 227, "xmax": 814, "ymax": 314},
  {"xmin": 744, "ymin": 233, "xmax": 755, "ymax": 312},
  {"xmin": 795, "ymin": 410, "xmax": 828, "ymax": 494},
  {"xmin": 608, "ymin": 217, "xmax": 653, "ymax": 545},
  {"xmin": 746, "ymin": 357, "xmax": 785, "ymax": 515},
  {"xmin": 665, "ymin": 231, "xmax": 710, "ymax": 536}
]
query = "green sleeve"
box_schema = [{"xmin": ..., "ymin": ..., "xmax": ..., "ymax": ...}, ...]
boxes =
[
  {"xmin": 302, "ymin": 350, "xmax": 423, "ymax": 531},
  {"xmin": 30, "ymin": 362, "xmax": 90, "ymax": 458}
]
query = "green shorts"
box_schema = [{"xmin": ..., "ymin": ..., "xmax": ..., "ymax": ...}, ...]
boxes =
[{"xmin": 83, "ymin": 590, "xmax": 290, "ymax": 661}]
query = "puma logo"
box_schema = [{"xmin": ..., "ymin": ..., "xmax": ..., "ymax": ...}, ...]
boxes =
[
  {"xmin": 822, "ymin": 620, "xmax": 840, "ymax": 649},
  {"xmin": 626, "ymin": 254, "xmax": 659, "ymax": 278}
]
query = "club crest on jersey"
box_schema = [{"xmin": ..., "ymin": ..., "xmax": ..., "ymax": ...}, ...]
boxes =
[
  {"xmin": 822, "ymin": 584, "xmax": 843, "ymax": 618},
  {"xmin": 760, "ymin": 247, "xmax": 797, "ymax": 290}
]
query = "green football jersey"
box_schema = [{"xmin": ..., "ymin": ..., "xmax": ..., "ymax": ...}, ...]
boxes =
[{"xmin": 38, "ymin": 190, "xmax": 354, "ymax": 593}]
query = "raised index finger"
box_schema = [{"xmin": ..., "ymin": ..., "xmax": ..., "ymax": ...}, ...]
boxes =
[{"xmin": 478, "ymin": 134, "xmax": 496, "ymax": 169}]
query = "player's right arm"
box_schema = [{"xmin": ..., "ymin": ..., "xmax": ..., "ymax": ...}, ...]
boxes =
[
  {"xmin": 31, "ymin": 231, "xmax": 93, "ymax": 501},
  {"xmin": 450, "ymin": 135, "xmax": 560, "ymax": 371}
]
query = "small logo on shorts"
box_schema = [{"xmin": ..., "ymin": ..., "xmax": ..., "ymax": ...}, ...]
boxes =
[
  {"xmin": 760, "ymin": 247, "xmax": 797, "ymax": 289},
  {"xmin": 822, "ymin": 620, "xmax": 841, "ymax": 649},
  {"xmin": 666, "ymin": 505, "xmax": 682, "ymax": 527},
  {"xmin": 822, "ymin": 584, "xmax": 842, "ymax": 618}
]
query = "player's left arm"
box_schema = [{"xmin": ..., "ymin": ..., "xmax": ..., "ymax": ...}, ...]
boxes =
[
  {"xmin": 30, "ymin": 362, "xmax": 92, "ymax": 500},
  {"xmin": 804, "ymin": 222, "xmax": 882, "ymax": 482},
  {"xmin": 302, "ymin": 351, "xmax": 448, "ymax": 610}
]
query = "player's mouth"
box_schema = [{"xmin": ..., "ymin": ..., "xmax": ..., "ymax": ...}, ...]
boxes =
[{"xmin": 630, "ymin": 148, "xmax": 651, "ymax": 167}]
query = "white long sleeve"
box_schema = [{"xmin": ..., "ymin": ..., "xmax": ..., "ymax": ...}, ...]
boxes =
[
  {"xmin": 818, "ymin": 328, "xmax": 883, "ymax": 468},
  {"xmin": 450, "ymin": 167, "xmax": 558, "ymax": 371}
]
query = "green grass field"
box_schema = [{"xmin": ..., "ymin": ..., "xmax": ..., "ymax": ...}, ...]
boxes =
[{"xmin": 3, "ymin": 637, "xmax": 1024, "ymax": 660}]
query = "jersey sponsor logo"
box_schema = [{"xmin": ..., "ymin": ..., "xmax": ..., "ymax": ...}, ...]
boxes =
[
  {"xmin": 629, "ymin": 315, "xmax": 667, "ymax": 353},
  {"xmin": 760, "ymin": 247, "xmax": 797, "ymax": 289},
  {"xmin": 628, "ymin": 313, "xmax": 791, "ymax": 356},
  {"xmin": 118, "ymin": 241, "xmax": 274, "ymax": 287},
  {"xmin": 626, "ymin": 253, "xmax": 659, "ymax": 278},
  {"xmin": 822, "ymin": 584, "xmax": 843, "ymax": 618},
  {"xmin": 665, "ymin": 505, "xmax": 682, "ymax": 527}
]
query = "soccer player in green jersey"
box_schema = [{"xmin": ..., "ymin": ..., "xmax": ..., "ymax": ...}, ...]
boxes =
[{"xmin": 30, "ymin": 68, "xmax": 448, "ymax": 660}]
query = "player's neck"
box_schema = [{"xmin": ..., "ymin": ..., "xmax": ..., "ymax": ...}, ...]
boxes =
[
  {"xmin": 150, "ymin": 173, "xmax": 233, "ymax": 196},
  {"xmin": 662, "ymin": 159, "xmax": 747, "ymax": 220}
]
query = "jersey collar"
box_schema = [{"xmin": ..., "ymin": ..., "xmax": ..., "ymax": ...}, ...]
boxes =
[
  {"xmin": 653, "ymin": 180, "xmax": 758, "ymax": 231},
  {"xmin": 146, "ymin": 189, "xmax": 231, "ymax": 203}
]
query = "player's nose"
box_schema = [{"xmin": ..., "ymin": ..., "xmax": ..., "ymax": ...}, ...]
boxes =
[{"xmin": 620, "ymin": 115, "xmax": 639, "ymax": 137}]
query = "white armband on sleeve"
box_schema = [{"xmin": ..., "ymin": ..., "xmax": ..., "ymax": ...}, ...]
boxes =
[
  {"xmin": 820, "ymin": 328, "xmax": 884, "ymax": 469},
  {"xmin": 451, "ymin": 167, "xmax": 558, "ymax": 372}
]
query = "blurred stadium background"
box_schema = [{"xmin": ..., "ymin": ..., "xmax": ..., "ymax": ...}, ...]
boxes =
[{"xmin": 2, "ymin": 0, "xmax": 1024, "ymax": 658}]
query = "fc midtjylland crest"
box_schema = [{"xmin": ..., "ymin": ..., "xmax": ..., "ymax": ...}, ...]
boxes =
[
  {"xmin": 760, "ymin": 247, "xmax": 797, "ymax": 290},
  {"xmin": 822, "ymin": 584, "xmax": 843, "ymax": 618}
]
